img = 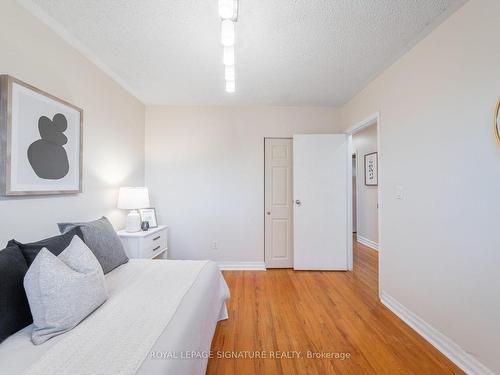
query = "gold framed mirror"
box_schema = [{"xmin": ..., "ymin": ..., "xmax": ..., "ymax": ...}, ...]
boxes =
[{"xmin": 495, "ymin": 97, "xmax": 500, "ymax": 143}]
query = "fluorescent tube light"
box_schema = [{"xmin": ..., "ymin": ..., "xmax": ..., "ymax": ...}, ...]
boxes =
[
  {"xmin": 223, "ymin": 45, "xmax": 234, "ymax": 65},
  {"xmin": 221, "ymin": 20, "xmax": 235, "ymax": 46},
  {"xmin": 226, "ymin": 80, "xmax": 235, "ymax": 93},
  {"xmin": 225, "ymin": 65, "xmax": 235, "ymax": 81},
  {"xmin": 219, "ymin": 0, "xmax": 238, "ymax": 20}
]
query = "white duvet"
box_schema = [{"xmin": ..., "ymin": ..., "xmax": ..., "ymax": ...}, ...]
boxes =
[{"xmin": 0, "ymin": 259, "xmax": 230, "ymax": 375}]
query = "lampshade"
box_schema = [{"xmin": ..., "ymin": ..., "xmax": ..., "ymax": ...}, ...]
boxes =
[{"xmin": 117, "ymin": 187, "xmax": 150, "ymax": 209}]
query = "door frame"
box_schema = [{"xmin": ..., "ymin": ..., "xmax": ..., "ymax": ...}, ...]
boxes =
[
  {"xmin": 264, "ymin": 137, "xmax": 294, "ymax": 269},
  {"xmin": 352, "ymin": 152, "xmax": 358, "ymax": 235},
  {"xmin": 346, "ymin": 113, "xmax": 381, "ymax": 294}
]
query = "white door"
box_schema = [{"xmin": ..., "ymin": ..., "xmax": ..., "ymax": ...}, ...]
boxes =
[
  {"xmin": 265, "ymin": 138, "xmax": 293, "ymax": 268},
  {"xmin": 293, "ymin": 134, "xmax": 348, "ymax": 270}
]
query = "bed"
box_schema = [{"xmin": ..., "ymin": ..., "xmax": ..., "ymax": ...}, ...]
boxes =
[{"xmin": 0, "ymin": 259, "xmax": 230, "ymax": 375}]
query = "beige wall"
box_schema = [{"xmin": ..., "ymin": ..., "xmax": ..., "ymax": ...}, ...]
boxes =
[
  {"xmin": 341, "ymin": 0, "xmax": 500, "ymax": 373},
  {"xmin": 352, "ymin": 124, "xmax": 378, "ymax": 246},
  {"xmin": 0, "ymin": 0, "xmax": 145, "ymax": 245},
  {"xmin": 145, "ymin": 106, "xmax": 341, "ymax": 263}
]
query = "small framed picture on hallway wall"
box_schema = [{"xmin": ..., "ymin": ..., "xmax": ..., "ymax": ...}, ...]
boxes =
[
  {"xmin": 364, "ymin": 152, "xmax": 378, "ymax": 186},
  {"xmin": 494, "ymin": 97, "xmax": 500, "ymax": 144}
]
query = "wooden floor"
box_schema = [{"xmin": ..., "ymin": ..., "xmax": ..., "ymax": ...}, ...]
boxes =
[{"xmin": 207, "ymin": 238, "xmax": 463, "ymax": 375}]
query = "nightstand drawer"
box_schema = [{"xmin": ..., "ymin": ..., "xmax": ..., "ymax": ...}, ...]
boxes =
[
  {"xmin": 117, "ymin": 225, "xmax": 168, "ymax": 259},
  {"xmin": 143, "ymin": 242, "xmax": 165, "ymax": 258},
  {"xmin": 143, "ymin": 229, "xmax": 167, "ymax": 250}
]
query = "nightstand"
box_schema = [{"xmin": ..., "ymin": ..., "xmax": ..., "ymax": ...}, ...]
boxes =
[{"xmin": 117, "ymin": 225, "xmax": 168, "ymax": 259}]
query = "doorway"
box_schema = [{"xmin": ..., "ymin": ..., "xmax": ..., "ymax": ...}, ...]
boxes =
[
  {"xmin": 352, "ymin": 124, "xmax": 379, "ymax": 250},
  {"xmin": 347, "ymin": 113, "xmax": 381, "ymax": 292},
  {"xmin": 352, "ymin": 154, "xmax": 357, "ymax": 234},
  {"xmin": 264, "ymin": 138, "xmax": 294, "ymax": 268}
]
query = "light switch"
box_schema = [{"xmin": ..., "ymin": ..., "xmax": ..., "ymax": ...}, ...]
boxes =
[{"xmin": 395, "ymin": 185, "xmax": 404, "ymax": 200}]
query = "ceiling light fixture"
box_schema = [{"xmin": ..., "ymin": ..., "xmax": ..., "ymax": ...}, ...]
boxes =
[
  {"xmin": 219, "ymin": 0, "xmax": 238, "ymax": 94},
  {"xmin": 223, "ymin": 45, "xmax": 234, "ymax": 66},
  {"xmin": 225, "ymin": 65, "xmax": 235, "ymax": 81},
  {"xmin": 218, "ymin": 0, "xmax": 238, "ymax": 21},
  {"xmin": 221, "ymin": 20, "xmax": 235, "ymax": 46},
  {"xmin": 225, "ymin": 80, "xmax": 235, "ymax": 93}
]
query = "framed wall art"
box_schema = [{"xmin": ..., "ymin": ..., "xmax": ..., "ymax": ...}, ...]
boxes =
[
  {"xmin": 494, "ymin": 97, "xmax": 500, "ymax": 144},
  {"xmin": 0, "ymin": 75, "xmax": 83, "ymax": 196},
  {"xmin": 364, "ymin": 152, "xmax": 378, "ymax": 186}
]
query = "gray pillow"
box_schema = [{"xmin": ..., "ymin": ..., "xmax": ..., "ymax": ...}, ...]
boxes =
[
  {"xmin": 23, "ymin": 236, "xmax": 107, "ymax": 345},
  {"xmin": 58, "ymin": 217, "xmax": 128, "ymax": 274}
]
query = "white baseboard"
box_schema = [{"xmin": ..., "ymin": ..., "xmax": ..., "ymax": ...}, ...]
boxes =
[
  {"xmin": 356, "ymin": 235, "xmax": 379, "ymax": 251},
  {"xmin": 381, "ymin": 291, "xmax": 494, "ymax": 375},
  {"xmin": 216, "ymin": 262, "xmax": 266, "ymax": 271}
]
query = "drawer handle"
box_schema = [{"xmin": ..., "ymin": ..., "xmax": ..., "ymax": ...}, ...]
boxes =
[
  {"xmin": 153, "ymin": 246, "xmax": 161, "ymax": 251},
  {"xmin": 153, "ymin": 236, "xmax": 161, "ymax": 241}
]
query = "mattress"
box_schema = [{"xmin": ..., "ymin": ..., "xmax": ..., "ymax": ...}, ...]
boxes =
[{"xmin": 0, "ymin": 259, "xmax": 229, "ymax": 375}]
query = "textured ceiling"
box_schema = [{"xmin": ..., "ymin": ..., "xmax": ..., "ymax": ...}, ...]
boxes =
[{"xmin": 20, "ymin": 0, "xmax": 466, "ymax": 106}]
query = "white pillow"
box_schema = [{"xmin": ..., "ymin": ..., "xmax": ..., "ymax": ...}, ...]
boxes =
[{"xmin": 23, "ymin": 235, "xmax": 107, "ymax": 345}]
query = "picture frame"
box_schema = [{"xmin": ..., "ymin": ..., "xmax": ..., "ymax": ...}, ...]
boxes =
[
  {"xmin": 364, "ymin": 152, "xmax": 378, "ymax": 186},
  {"xmin": 139, "ymin": 208, "xmax": 158, "ymax": 228},
  {"xmin": 494, "ymin": 97, "xmax": 500, "ymax": 144},
  {"xmin": 0, "ymin": 75, "xmax": 83, "ymax": 196}
]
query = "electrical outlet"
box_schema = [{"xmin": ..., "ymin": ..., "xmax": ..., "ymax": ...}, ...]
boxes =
[{"xmin": 212, "ymin": 241, "xmax": 218, "ymax": 250}]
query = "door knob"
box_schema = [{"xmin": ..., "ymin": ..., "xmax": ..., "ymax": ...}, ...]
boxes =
[
  {"xmin": 266, "ymin": 211, "xmax": 271, "ymax": 215},
  {"xmin": 295, "ymin": 199, "xmax": 301, "ymax": 206}
]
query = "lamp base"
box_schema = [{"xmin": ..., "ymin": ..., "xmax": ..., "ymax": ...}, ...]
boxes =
[{"xmin": 125, "ymin": 210, "xmax": 141, "ymax": 232}]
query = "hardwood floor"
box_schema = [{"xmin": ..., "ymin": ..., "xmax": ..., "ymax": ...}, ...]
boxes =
[{"xmin": 207, "ymin": 239, "xmax": 463, "ymax": 375}]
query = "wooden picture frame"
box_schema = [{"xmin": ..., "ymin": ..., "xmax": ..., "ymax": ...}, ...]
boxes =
[
  {"xmin": 364, "ymin": 152, "xmax": 378, "ymax": 186},
  {"xmin": 139, "ymin": 208, "xmax": 158, "ymax": 228},
  {"xmin": 494, "ymin": 97, "xmax": 500, "ymax": 144},
  {"xmin": 0, "ymin": 75, "xmax": 83, "ymax": 196}
]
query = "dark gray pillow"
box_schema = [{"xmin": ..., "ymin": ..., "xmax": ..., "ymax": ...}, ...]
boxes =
[
  {"xmin": 0, "ymin": 244, "xmax": 32, "ymax": 343},
  {"xmin": 8, "ymin": 227, "xmax": 84, "ymax": 267},
  {"xmin": 58, "ymin": 217, "xmax": 128, "ymax": 274}
]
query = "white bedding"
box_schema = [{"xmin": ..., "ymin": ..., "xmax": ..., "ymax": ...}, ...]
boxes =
[{"xmin": 0, "ymin": 259, "xmax": 229, "ymax": 375}]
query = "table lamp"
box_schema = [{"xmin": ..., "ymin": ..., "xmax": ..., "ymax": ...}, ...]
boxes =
[{"xmin": 117, "ymin": 187, "xmax": 150, "ymax": 232}]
